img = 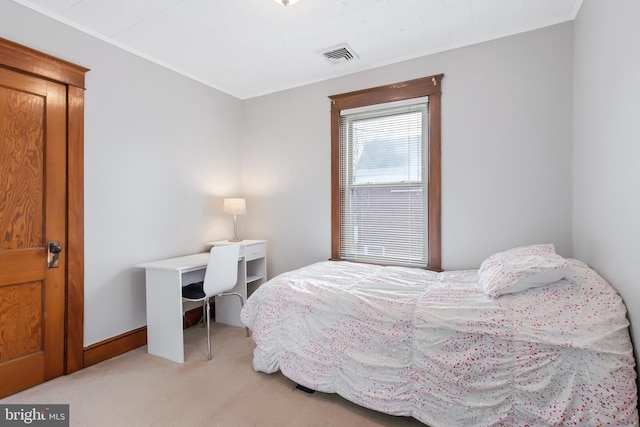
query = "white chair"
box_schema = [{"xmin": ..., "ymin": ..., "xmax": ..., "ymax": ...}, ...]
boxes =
[{"xmin": 182, "ymin": 244, "xmax": 248, "ymax": 360}]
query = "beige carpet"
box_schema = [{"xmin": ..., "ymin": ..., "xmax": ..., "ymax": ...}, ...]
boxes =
[{"xmin": 1, "ymin": 324, "xmax": 425, "ymax": 426}]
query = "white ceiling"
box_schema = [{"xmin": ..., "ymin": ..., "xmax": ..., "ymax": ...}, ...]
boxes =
[{"xmin": 14, "ymin": 0, "xmax": 582, "ymax": 99}]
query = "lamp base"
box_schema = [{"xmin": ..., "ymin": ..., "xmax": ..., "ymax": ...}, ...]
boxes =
[{"xmin": 228, "ymin": 238, "xmax": 243, "ymax": 242}]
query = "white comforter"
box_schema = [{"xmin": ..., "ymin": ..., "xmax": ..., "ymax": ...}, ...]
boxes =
[{"xmin": 240, "ymin": 260, "xmax": 638, "ymax": 426}]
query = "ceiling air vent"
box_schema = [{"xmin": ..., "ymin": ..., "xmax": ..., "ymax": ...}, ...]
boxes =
[{"xmin": 320, "ymin": 44, "xmax": 359, "ymax": 65}]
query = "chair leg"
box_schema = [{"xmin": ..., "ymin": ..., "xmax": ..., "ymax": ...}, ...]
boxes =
[{"xmin": 205, "ymin": 297, "xmax": 212, "ymax": 360}]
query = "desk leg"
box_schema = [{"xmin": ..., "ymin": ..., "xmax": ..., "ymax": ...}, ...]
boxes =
[
  {"xmin": 145, "ymin": 269, "xmax": 185, "ymax": 363},
  {"xmin": 215, "ymin": 260, "xmax": 246, "ymax": 327}
]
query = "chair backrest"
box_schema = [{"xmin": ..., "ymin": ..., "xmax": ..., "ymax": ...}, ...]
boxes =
[{"xmin": 202, "ymin": 244, "xmax": 240, "ymax": 298}]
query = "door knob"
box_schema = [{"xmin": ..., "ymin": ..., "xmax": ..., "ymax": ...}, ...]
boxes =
[{"xmin": 48, "ymin": 241, "xmax": 62, "ymax": 268}]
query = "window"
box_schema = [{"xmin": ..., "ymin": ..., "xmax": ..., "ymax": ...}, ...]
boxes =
[
  {"xmin": 329, "ymin": 75, "xmax": 443, "ymax": 269},
  {"xmin": 340, "ymin": 101, "xmax": 428, "ymax": 266}
]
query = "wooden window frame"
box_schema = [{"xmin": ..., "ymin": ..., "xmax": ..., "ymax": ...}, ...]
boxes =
[{"xmin": 329, "ymin": 74, "xmax": 443, "ymax": 270}]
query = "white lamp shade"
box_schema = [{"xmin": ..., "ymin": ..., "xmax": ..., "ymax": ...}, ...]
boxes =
[
  {"xmin": 274, "ymin": 0, "xmax": 299, "ymax": 5},
  {"xmin": 223, "ymin": 198, "xmax": 246, "ymax": 215}
]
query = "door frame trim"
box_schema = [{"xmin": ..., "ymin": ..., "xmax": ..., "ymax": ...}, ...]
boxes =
[{"xmin": 0, "ymin": 37, "xmax": 89, "ymax": 374}]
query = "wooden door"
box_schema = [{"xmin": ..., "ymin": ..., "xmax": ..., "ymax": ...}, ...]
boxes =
[{"xmin": 0, "ymin": 67, "xmax": 68, "ymax": 396}]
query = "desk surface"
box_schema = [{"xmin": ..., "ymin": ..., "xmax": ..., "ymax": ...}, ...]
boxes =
[
  {"xmin": 136, "ymin": 240, "xmax": 265, "ymax": 272},
  {"xmin": 135, "ymin": 253, "xmax": 209, "ymax": 272}
]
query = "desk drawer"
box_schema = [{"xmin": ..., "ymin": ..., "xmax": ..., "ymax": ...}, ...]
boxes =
[{"xmin": 245, "ymin": 243, "xmax": 266, "ymax": 261}]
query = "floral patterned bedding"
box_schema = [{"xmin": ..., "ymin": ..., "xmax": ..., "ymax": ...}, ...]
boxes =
[{"xmin": 240, "ymin": 259, "xmax": 638, "ymax": 426}]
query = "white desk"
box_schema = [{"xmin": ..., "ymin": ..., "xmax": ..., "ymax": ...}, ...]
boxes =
[{"xmin": 136, "ymin": 240, "xmax": 266, "ymax": 363}]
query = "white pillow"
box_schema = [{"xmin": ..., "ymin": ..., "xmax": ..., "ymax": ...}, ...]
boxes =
[{"xmin": 478, "ymin": 244, "xmax": 571, "ymax": 297}]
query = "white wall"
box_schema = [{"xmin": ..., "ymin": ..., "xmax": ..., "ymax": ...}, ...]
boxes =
[
  {"xmin": 242, "ymin": 23, "xmax": 575, "ymax": 276},
  {"xmin": 0, "ymin": 1, "xmax": 244, "ymax": 346},
  {"xmin": 573, "ymin": 1, "xmax": 640, "ymax": 348}
]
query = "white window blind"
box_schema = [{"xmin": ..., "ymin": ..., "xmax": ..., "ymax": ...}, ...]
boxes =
[{"xmin": 339, "ymin": 100, "xmax": 429, "ymax": 267}]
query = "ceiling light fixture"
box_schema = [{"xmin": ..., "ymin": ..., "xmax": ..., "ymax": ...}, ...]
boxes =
[{"xmin": 274, "ymin": 0, "xmax": 299, "ymax": 5}]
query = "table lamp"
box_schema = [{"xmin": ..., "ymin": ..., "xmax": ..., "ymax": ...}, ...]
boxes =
[{"xmin": 223, "ymin": 198, "xmax": 246, "ymax": 242}]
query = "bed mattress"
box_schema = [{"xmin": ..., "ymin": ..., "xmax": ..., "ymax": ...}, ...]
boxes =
[{"xmin": 241, "ymin": 259, "xmax": 638, "ymax": 426}]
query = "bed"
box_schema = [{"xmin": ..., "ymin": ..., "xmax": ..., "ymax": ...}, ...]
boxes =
[{"xmin": 240, "ymin": 245, "xmax": 639, "ymax": 426}]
